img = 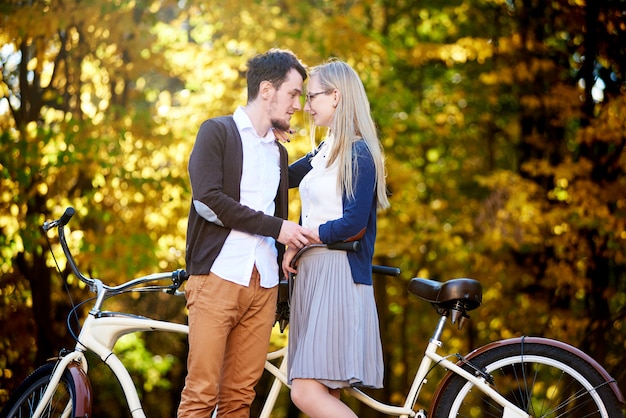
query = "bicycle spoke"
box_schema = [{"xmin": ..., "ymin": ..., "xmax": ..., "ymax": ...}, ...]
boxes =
[{"xmin": 433, "ymin": 343, "xmax": 621, "ymax": 418}]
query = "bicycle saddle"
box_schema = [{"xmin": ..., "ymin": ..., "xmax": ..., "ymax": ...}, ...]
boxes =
[{"xmin": 408, "ymin": 277, "xmax": 482, "ymax": 311}]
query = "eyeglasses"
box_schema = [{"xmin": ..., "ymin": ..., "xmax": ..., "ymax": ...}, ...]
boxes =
[{"xmin": 305, "ymin": 90, "xmax": 331, "ymax": 103}]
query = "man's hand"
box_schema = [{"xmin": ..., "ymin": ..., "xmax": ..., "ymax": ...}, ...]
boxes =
[{"xmin": 277, "ymin": 220, "xmax": 320, "ymax": 249}]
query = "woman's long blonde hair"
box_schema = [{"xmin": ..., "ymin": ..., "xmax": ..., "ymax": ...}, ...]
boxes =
[{"xmin": 309, "ymin": 59, "xmax": 389, "ymax": 210}]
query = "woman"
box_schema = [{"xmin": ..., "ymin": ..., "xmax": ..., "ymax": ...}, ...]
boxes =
[{"xmin": 283, "ymin": 59, "xmax": 390, "ymax": 417}]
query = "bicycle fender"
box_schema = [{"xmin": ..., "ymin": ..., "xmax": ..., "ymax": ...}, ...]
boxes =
[
  {"xmin": 66, "ymin": 361, "xmax": 93, "ymax": 418},
  {"xmin": 429, "ymin": 336, "xmax": 626, "ymax": 412}
]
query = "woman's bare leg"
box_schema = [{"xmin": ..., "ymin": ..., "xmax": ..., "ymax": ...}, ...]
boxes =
[{"xmin": 291, "ymin": 379, "xmax": 356, "ymax": 418}]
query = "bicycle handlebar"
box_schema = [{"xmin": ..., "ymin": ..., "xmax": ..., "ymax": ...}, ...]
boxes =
[
  {"xmin": 43, "ymin": 207, "xmax": 92, "ymax": 286},
  {"xmin": 44, "ymin": 207, "xmax": 399, "ymax": 301},
  {"xmin": 279, "ymin": 242, "xmax": 399, "ymax": 332},
  {"xmin": 372, "ymin": 265, "xmax": 401, "ymax": 277},
  {"xmin": 43, "ymin": 207, "xmax": 186, "ymax": 296},
  {"xmin": 290, "ymin": 242, "xmax": 400, "ymax": 277},
  {"xmin": 59, "ymin": 206, "xmax": 76, "ymax": 226}
]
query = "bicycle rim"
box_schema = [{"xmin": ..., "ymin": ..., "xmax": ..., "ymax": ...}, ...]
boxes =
[
  {"xmin": 1, "ymin": 363, "xmax": 76, "ymax": 418},
  {"xmin": 433, "ymin": 343, "xmax": 623, "ymax": 417}
]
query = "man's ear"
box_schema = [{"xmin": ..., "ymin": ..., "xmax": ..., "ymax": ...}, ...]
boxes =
[{"xmin": 259, "ymin": 80, "xmax": 274, "ymax": 99}]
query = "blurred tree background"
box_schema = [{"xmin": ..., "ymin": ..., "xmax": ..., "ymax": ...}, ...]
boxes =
[{"xmin": 1, "ymin": 0, "xmax": 625, "ymax": 417}]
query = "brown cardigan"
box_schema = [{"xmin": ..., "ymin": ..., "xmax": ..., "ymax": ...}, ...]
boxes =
[{"xmin": 185, "ymin": 115, "xmax": 288, "ymax": 278}]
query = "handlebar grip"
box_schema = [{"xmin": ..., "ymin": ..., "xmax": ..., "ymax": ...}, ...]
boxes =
[
  {"xmin": 372, "ymin": 265, "xmax": 401, "ymax": 277},
  {"xmin": 59, "ymin": 207, "xmax": 76, "ymax": 226},
  {"xmin": 327, "ymin": 241, "xmax": 361, "ymax": 252}
]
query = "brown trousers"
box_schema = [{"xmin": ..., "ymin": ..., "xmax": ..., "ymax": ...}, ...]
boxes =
[{"xmin": 178, "ymin": 268, "xmax": 277, "ymax": 418}]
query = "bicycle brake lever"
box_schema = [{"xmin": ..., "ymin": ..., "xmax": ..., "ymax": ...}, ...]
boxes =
[
  {"xmin": 42, "ymin": 220, "xmax": 57, "ymax": 232},
  {"xmin": 164, "ymin": 288, "xmax": 185, "ymax": 296},
  {"xmin": 171, "ymin": 269, "xmax": 188, "ymax": 289},
  {"xmin": 42, "ymin": 207, "xmax": 76, "ymax": 232}
]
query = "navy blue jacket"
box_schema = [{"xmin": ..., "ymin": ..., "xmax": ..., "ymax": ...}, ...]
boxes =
[{"xmin": 289, "ymin": 140, "xmax": 378, "ymax": 285}]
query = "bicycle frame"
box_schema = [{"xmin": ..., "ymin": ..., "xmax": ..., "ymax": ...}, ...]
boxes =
[
  {"xmin": 31, "ymin": 274, "xmax": 189, "ymax": 418},
  {"xmin": 26, "ymin": 208, "xmax": 620, "ymax": 418},
  {"xmin": 259, "ymin": 314, "xmax": 529, "ymax": 418},
  {"xmin": 31, "ymin": 302, "xmax": 621, "ymax": 418},
  {"xmin": 34, "ymin": 305, "xmax": 530, "ymax": 418}
]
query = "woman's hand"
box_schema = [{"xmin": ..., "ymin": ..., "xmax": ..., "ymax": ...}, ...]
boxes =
[
  {"xmin": 282, "ymin": 246, "xmax": 299, "ymax": 278},
  {"xmin": 273, "ymin": 127, "xmax": 295, "ymax": 143}
]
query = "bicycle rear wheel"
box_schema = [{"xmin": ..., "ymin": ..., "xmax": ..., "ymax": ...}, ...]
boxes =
[
  {"xmin": 432, "ymin": 341, "xmax": 623, "ymax": 417},
  {"xmin": 1, "ymin": 361, "xmax": 85, "ymax": 418}
]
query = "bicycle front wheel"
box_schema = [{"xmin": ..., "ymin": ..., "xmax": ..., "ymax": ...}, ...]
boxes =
[
  {"xmin": 432, "ymin": 341, "xmax": 623, "ymax": 417},
  {"xmin": 1, "ymin": 361, "xmax": 88, "ymax": 418}
]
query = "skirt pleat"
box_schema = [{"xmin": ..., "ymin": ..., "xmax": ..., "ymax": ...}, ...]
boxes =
[{"xmin": 287, "ymin": 247, "xmax": 384, "ymax": 389}]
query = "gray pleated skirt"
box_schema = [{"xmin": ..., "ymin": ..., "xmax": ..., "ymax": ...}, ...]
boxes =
[{"xmin": 287, "ymin": 247, "xmax": 384, "ymax": 389}]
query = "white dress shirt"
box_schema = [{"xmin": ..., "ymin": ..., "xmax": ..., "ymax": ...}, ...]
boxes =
[{"xmin": 210, "ymin": 107, "xmax": 281, "ymax": 288}]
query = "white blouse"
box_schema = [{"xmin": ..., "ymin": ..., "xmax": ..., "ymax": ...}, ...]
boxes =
[{"xmin": 300, "ymin": 141, "xmax": 343, "ymax": 233}]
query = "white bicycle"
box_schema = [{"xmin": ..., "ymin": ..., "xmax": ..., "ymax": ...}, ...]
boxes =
[{"xmin": 1, "ymin": 207, "xmax": 624, "ymax": 417}]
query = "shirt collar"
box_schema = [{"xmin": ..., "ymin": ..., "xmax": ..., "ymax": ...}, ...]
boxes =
[{"xmin": 234, "ymin": 106, "xmax": 276, "ymax": 144}]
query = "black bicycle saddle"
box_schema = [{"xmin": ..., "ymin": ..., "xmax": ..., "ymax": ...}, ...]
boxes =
[{"xmin": 408, "ymin": 277, "xmax": 482, "ymax": 311}]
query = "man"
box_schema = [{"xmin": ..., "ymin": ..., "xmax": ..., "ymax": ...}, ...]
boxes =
[{"xmin": 178, "ymin": 49, "xmax": 319, "ymax": 418}]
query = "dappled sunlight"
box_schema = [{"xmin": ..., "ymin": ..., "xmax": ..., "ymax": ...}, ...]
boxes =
[{"xmin": 1, "ymin": 0, "xmax": 625, "ymax": 415}]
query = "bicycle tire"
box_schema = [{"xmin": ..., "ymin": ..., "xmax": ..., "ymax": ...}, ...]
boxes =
[
  {"xmin": 432, "ymin": 341, "xmax": 624, "ymax": 417},
  {"xmin": 0, "ymin": 361, "xmax": 88, "ymax": 418}
]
